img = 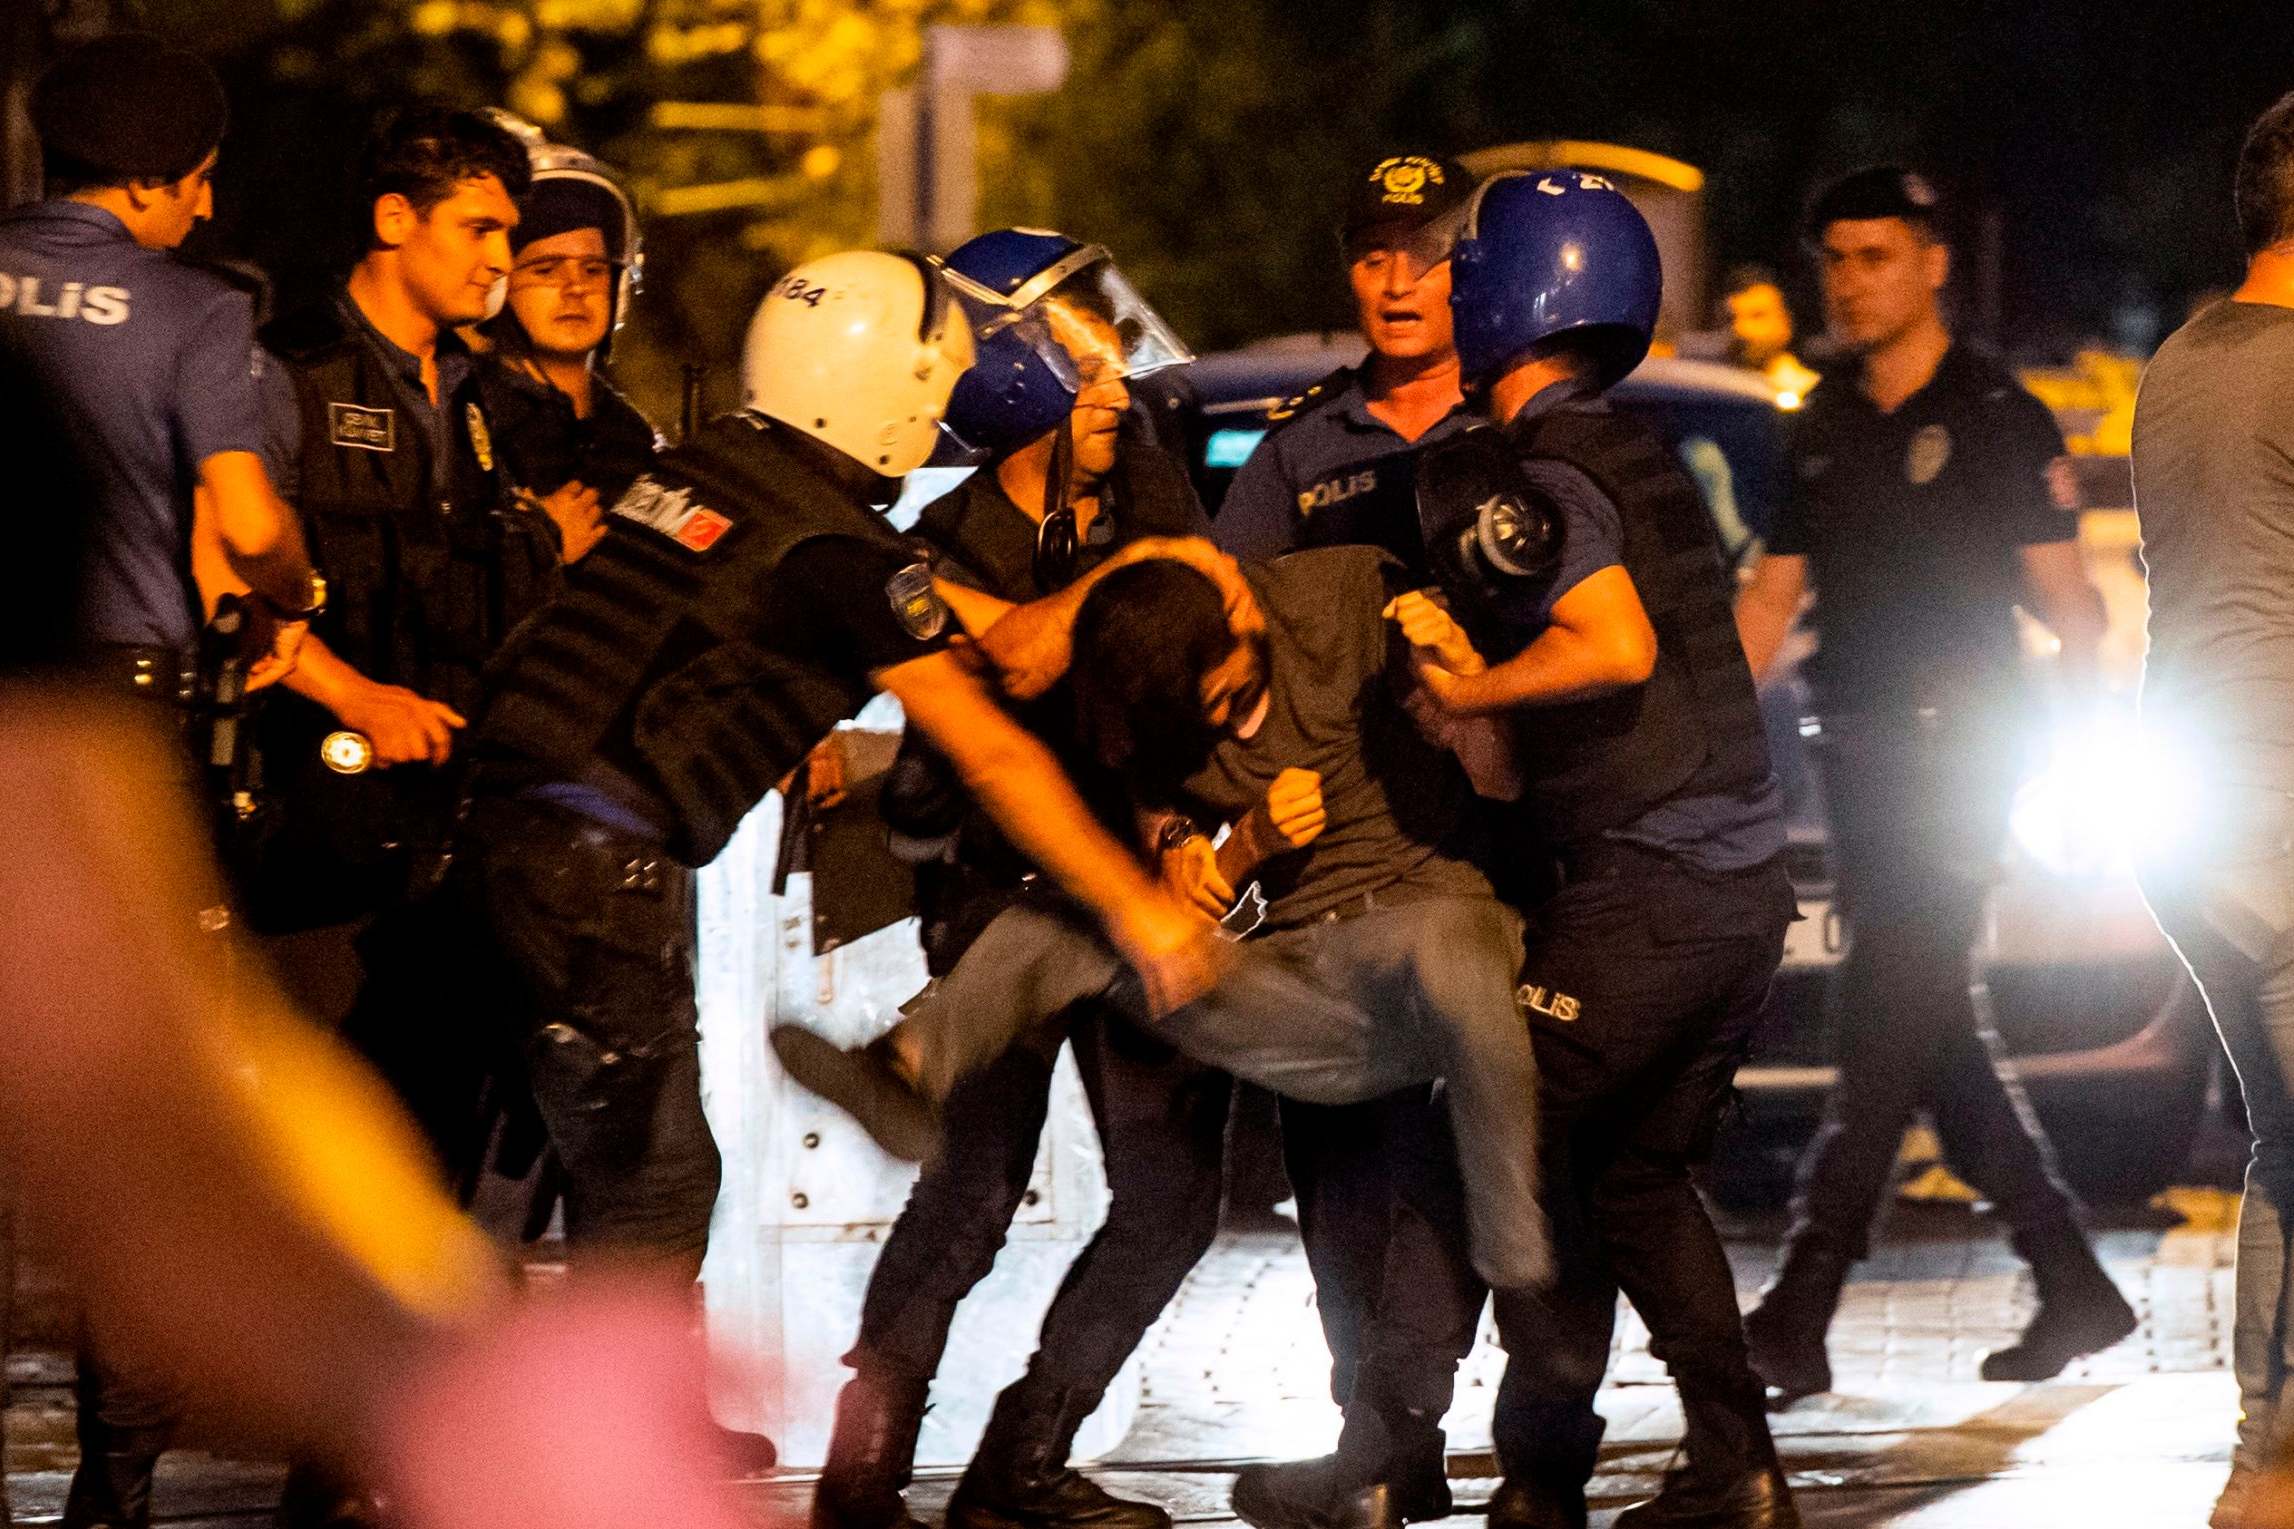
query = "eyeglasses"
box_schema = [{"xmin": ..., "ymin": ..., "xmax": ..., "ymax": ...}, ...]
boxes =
[{"xmin": 512, "ymin": 256, "xmax": 621, "ymax": 290}]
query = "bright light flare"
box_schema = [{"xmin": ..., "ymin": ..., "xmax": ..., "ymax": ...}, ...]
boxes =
[{"xmin": 2008, "ymin": 713, "xmax": 2207, "ymax": 879}]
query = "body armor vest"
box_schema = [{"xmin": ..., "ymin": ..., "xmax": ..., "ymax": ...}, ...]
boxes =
[
  {"xmin": 1509, "ymin": 399, "xmax": 1773, "ymax": 842},
  {"xmin": 244, "ymin": 301, "xmax": 560, "ymax": 930},
  {"xmin": 479, "ymin": 414, "xmax": 912, "ymax": 867}
]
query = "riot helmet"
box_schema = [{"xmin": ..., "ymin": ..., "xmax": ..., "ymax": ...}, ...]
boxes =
[
  {"xmin": 741, "ymin": 250, "xmax": 975, "ymax": 478},
  {"xmin": 939, "ymin": 229, "xmax": 1192, "ymax": 458},
  {"xmin": 483, "ymin": 111, "xmax": 643, "ymax": 349},
  {"xmin": 1449, "ymin": 170, "xmax": 1662, "ymax": 389}
]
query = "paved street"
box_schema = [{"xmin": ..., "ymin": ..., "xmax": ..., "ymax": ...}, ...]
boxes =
[{"xmin": 0, "ymin": 1188, "xmax": 2247, "ymax": 1526}]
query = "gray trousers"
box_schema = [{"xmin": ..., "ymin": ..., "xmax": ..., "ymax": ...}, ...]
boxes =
[
  {"xmin": 905, "ymin": 890, "xmax": 1548, "ymax": 1290},
  {"xmin": 2141, "ymin": 785, "xmax": 2294, "ymax": 1472}
]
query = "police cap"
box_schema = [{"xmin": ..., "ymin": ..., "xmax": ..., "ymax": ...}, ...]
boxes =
[
  {"xmin": 32, "ymin": 33, "xmax": 228, "ymax": 183},
  {"xmin": 1806, "ymin": 165, "xmax": 1944, "ymax": 240},
  {"xmin": 1342, "ymin": 153, "xmax": 1473, "ymax": 246}
]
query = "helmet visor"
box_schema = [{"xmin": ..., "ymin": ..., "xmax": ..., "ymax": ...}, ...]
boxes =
[
  {"xmin": 952, "ymin": 248, "xmax": 1193, "ymax": 388},
  {"xmin": 1341, "ymin": 201, "xmax": 1467, "ymax": 282}
]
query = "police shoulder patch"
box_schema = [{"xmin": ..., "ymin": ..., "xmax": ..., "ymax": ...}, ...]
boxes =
[{"xmin": 886, "ymin": 561, "xmax": 949, "ymax": 641}]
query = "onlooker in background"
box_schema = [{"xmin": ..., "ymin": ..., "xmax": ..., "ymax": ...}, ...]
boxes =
[
  {"xmin": 1716, "ymin": 263, "xmax": 1821, "ymax": 399},
  {"xmin": 1732, "ymin": 166, "xmax": 2130, "ymax": 1409},
  {"xmin": 2131, "ymin": 90, "xmax": 2294, "ymax": 1529},
  {"xmin": 0, "ymin": 35, "xmax": 324, "ymax": 1529}
]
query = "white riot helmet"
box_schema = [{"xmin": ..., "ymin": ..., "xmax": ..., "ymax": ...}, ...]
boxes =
[{"xmin": 741, "ymin": 250, "xmax": 975, "ymax": 477}]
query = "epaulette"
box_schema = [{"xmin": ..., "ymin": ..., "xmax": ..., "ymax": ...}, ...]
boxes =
[{"xmin": 1261, "ymin": 365, "xmax": 1356, "ymax": 429}]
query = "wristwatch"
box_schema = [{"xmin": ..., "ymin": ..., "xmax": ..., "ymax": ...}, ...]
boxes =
[
  {"xmin": 263, "ymin": 569, "xmax": 328, "ymax": 623},
  {"xmin": 1155, "ymin": 814, "xmax": 1203, "ymax": 857}
]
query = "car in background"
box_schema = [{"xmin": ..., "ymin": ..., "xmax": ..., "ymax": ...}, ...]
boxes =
[{"xmin": 1165, "ymin": 334, "xmax": 2218, "ymax": 1207}]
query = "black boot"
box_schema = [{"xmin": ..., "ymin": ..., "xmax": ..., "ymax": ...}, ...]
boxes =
[
  {"xmin": 716, "ymin": 1422, "xmax": 780, "ymax": 1478},
  {"xmin": 1231, "ymin": 1391, "xmax": 1451, "ymax": 1529},
  {"xmin": 946, "ymin": 1378, "xmax": 1170, "ymax": 1529},
  {"xmin": 1741, "ymin": 1241, "xmax": 1851, "ymax": 1409},
  {"xmin": 270, "ymin": 1465, "xmax": 387, "ymax": 1529},
  {"xmin": 815, "ymin": 1374, "xmax": 931, "ymax": 1529},
  {"xmin": 1230, "ymin": 1462, "xmax": 1400, "ymax": 1529},
  {"xmin": 1612, "ymin": 1374, "xmax": 1799, "ymax": 1529},
  {"xmin": 64, "ymin": 1355, "xmax": 172, "ymax": 1529},
  {"xmin": 1485, "ymin": 1478, "xmax": 1586, "ymax": 1529},
  {"xmin": 1979, "ymin": 1222, "xmax": 2137, "ymax": 1382}
]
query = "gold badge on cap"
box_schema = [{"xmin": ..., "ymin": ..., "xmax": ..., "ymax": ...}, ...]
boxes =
[
  {"xmin": 466, "ymin": 401, "xmax": 495, "ymax": 473},
  {"xmin": 1374, "ymin": 155, "xmax": 1443, "ymax": 207}
]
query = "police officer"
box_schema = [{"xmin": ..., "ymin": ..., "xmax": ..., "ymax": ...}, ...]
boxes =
[
  {"xmin": 0, "ymin": 35, "xmax": 326, "ymax": 1529},
  {"xmin": 1215, "ymin": 152, "xmax": 1475, "ymax": 566},
  {"xmin": 1391, "ymin": 171, "xmax": 1799, "ymax": 1529},
  {"xmin": 251, "ymin": 103, "xmax": 572, "ymax": 1529},
  {"xmin": 1732, "ymin": 167, "xmax": 2133, "ymax": 1405},
  {"xmin": 811, "ymin": 229, "xmax": 1218, "ymax": 1529},
  {"xmin": 1211, "ymin": 150, "xmax": 1488, "ymax": 1529},
  {"xmin": 1, "ymin": 35, "xmax": 323, "ymax": 654},
  {"xmin": 473, "ymin": 115, "xmax": 657, "ymax": 551},
  {"xmin": 252, "ymin": 106, "xmax": 555, "ymax": 927},
  {"xmin": 458, "ymin": 247, "xmax": 1222, "ymax": 1296}
]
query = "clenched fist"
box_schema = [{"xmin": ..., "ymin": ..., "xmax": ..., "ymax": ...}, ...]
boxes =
[{"xmin": 1265, "ymin": 767, "xmax": 1326, "ymax": 849}]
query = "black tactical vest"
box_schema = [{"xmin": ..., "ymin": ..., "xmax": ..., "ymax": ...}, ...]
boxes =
[
  {"xmin": 478, "ymin": 414, "xmax": 910, "ymax": 868},
  {"xmin": 245, "ymin": 300, "xmax": 561, "ymax": 929},
  {"xmin": 1509, "ymin": 399, "xmax": 1772, "ymax": 842}
]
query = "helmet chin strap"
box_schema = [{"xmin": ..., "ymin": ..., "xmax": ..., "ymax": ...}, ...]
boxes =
[{"xmin": 1043, "ymin": 400, "xmax": 1075, "ymax": 528}]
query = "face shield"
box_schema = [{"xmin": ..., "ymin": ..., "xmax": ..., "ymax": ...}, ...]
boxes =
[
  {"xmin": 947, "ymin": 245, "xmax": 1191, "ymax": 395},
  {"xmin": 1342, "ymin": 202, "xmax": 1468, "ymax": 283}
]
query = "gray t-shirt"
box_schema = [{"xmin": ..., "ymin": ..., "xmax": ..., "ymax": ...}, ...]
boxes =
[
  {"xmin": 1177, "ymin": 545, "xmax": 1491, "ymax": 928},
  {"xmin": 2133, "ymin": 300, "xmax": 2294, "ymax": 789}
]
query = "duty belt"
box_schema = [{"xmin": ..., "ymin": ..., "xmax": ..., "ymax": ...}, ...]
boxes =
[{"xmin": 86, "ymin": 644, "xmax": 195, "ymax": 707}]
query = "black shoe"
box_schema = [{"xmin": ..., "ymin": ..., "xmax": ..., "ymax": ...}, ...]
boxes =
[
  {"xmin": 1978, "ymin": 1278, "xmax": 2137, "ymax": 1381},
  {"xmin": 772, "ymin": 1027, "xmax": 939, "ymax": 1162},
  {"xmin": 815, "ymin": 1374, "xmax": 931, "ymax": 1529},
  {"xmin": 715, "ymin": 1421, "xmax": 780, "ymax": 1478},
  {"xmin": 1483, "ymin": 1478, "xmax": 1585, "ymax": 1529},
  {"xmin": 271, "ymin": 1465, "xmax": 387, "ymax": 1529},
  {"xmin": 1741, "ymin": 1306, "xmax": 1831, "ymax": 1411},
  {"xmin": 1611, "ymin": 1464, "xmax": 1799, "ymax": 1529},
  {"xmin": 947, "ymin": 1379, "xmax": 1169, "ymax": 1529},
  {"xmin": 1230, "ymin": 1457, "xmax": 1420, "ymax": 1529},
  {"xmin": 1740, "ymin": 1243, "xmax": 1850, "ymax": 1409}
]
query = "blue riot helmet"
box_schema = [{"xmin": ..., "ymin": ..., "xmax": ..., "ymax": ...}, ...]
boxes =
[
  {"xmin": 939, "ymin": 229, "xmax": 1193, "ymax": 457},
  {"xmin": 1449, "ymin": 170, "xmax": 1663, "ymax": 390}
]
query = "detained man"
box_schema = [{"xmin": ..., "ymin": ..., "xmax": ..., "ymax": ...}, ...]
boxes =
[{"xmin": 774, "ymin": 543, "xmax": 1549, "ymax": 1296}]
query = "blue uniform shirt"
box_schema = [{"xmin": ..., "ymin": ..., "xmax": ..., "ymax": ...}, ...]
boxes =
[
  {"xmin": 0, "ymin": 201, "xmax": 266, "ymax": 650},
  {"xmin": 1214, "ymin": 365, "xmax": 1475, "ymax": 573},
  {"xmin": 1508, "ymin": 378, "xmax": 1785, "ymax": 871}
]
